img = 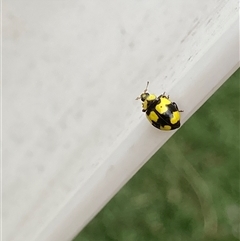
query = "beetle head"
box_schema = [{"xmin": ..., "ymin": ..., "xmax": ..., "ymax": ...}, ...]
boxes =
[{"xmin": 136, "ymin": 81, "xmax": 150, "ymax": 101}]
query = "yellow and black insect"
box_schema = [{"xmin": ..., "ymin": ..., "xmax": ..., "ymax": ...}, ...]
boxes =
[{"xmin": 136, "ymin": 81, "xmax": 183, "ymax": 130}]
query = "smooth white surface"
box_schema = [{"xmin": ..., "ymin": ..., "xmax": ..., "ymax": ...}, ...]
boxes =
[{"xmin": 3, "ymin": 1, "xmax": 239, "ymax": 241}]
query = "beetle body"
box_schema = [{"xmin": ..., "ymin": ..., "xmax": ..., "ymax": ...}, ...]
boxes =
[{"xmin": 136, "ymin": 82, "xmax": 183, "ymax": 131}]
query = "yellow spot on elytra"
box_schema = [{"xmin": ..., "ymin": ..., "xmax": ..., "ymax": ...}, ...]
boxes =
[
  {"xmin": 170, "ymin": 111, "xmax": 181, "ymax": 124},
  {"xmin": 147, "ymin": 111, "xmax": 158, "ymax": 123},
  {"xmin": 160, "ymin": 125, "xmax": 172, "ymax": 130}
]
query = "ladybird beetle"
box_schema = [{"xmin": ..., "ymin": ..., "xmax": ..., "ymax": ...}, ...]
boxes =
[{"xmin": 136, "ymin": 81, "xmax": 183, "ymax": 130}]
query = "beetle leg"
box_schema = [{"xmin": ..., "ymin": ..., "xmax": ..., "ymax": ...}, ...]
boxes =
[
  {"xmin": 160, "ymin": 92, "xmax": 169, "ymax": 99},
  {"xmin": 172, "ymin": 102, "xmax": 184, "ymax": 112},
  {"xmin": 172, "ymin": 102, "xmax": 178, "ymax": 109}
]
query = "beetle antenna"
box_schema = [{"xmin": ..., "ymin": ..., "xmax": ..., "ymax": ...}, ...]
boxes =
[{"xmin": 144, "ymin": 81, "xmax": 149, "ymax": 93}]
